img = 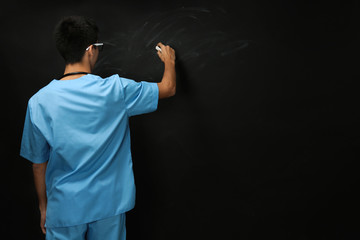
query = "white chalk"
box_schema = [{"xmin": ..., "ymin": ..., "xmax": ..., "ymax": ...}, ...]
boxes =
[{"xmin": 155, "ymin": 46, "xmax": 162, "ymax": 52}]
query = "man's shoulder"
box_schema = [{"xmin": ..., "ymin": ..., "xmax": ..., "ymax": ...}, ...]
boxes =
[
  {"xmin": 101, "ymin": 74, "xmax": 137, "ymax": 88},
  {"xmin": 102, "ymin": 73, "xmax": 121, "ymax": 82},
  {"xmin": 28, "ymin": 81, "xmax": 54, "ymax": 103}
]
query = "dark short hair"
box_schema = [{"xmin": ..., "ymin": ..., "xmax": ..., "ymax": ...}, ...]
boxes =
[{"xmin": 54, "ymin": 16, "xmax": 99, "ymax": 64}]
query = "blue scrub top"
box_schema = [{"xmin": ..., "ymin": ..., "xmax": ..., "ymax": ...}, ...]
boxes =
[{"xmin": 20, "ymin": 74, "xmax": 158, "ymax": 227}]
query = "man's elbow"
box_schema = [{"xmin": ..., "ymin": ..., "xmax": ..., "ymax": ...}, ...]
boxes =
[
  {"xmin": 158, "ymin": 83, "xmax": 176, "ymax": 99},
  {"xmin": 161, "ymin": 87, "xmax": 176, "ymax": 99},
  {"xmin": 169, "ymin": 85, "xmax": 176, "ymax": 97}
]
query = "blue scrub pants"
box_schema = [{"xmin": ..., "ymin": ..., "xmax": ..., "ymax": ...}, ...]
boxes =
[{"xmin": 46, "ymin": 213, "xmax": 126, "ymax": 240}]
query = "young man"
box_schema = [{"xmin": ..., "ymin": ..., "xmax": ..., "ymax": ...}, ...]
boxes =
[{"xmin": 20, "ymin": 16, "xmax": 176, "ymax": 239}]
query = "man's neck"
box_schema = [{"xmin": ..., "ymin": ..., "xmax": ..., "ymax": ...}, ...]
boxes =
[
  {"xmin": 61, "ymin": 62, "xmax": 92, "ymax": 80},
  {"xmin": 64, "ymin": 62, "xmax": 91, "ymax": 75}
]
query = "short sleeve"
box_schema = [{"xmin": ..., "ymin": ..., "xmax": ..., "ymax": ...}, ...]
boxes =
[
  {"xmin": 118, "ymin": 76, "xmax": 159, "ymax": 117},
  {"xmin": 20, "ymin": 103, "xmax": 49, "ymax": 164}
]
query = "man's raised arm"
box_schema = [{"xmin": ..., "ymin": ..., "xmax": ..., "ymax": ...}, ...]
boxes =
[{"xmin": 156, "ymin": 42, "xmax": 176, "ymax": 99}]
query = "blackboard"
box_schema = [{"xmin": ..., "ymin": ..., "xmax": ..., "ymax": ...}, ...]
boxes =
[{"xmin": 2, "ymin": 0, "xmax": 358, "ymax": 239}]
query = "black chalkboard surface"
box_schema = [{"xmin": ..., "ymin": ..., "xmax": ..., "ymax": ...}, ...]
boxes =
[{"xmin": 2, "ymin": 0, "xmax": 358, "ymax": 239}]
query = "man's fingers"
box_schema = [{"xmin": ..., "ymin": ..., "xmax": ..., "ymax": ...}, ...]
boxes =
[
  {"xmin": 157, "ymin": 42, "xmax": 165, "ymax": 49},
  {"xmin": 157, "ymin": 51, "xmax": 163, "ymax": 61},
  {"xmin": 156, "ymin": 42, "xmax": 175, "ymax": 63}
]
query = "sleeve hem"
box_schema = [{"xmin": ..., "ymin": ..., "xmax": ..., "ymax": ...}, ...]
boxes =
[
  {"xmin": 116, "ymin": 75, "xmax": 130, "ymax": 118},
  {"xmin": 20, "ymin": 151, "xmax": 48, "ymax": 164},
  {"xmin": 149, "ymin": 82, "xmax": 159, "ymax": 112}
]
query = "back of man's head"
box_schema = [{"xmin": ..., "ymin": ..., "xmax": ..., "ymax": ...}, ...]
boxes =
[{"xmin": 54, "ymin": 16, "xmax": 98, "ymax": 64}]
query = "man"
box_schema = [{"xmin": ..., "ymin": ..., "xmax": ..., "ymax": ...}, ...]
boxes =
[{"xmin": 20, "ymin": 16, "xmax": 176, "ymax": 239}]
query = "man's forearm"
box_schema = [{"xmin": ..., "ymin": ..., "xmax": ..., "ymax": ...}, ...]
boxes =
[
  {"xmin": 33, "ymin": 162, "xmax": 47, "ymax": 212},
  {"xmin": 158, "ymin": 61, "xmax": 176, "ymax": 98}
]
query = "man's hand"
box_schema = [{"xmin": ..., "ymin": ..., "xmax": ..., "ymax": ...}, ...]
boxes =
[
  {"xmin": 40, "ymin": 209, "xmax": 46, "ymax": 234},
  {"xmin": 157, "ymin": 42, "xmax": 176, "ymax": 64}
]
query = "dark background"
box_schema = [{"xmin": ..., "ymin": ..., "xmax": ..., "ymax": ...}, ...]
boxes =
[{"xmin": 1, "ymin": 0, "xmax": 358, "ymax": 239}]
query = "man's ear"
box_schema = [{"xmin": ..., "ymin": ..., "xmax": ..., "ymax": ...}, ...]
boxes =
[{"xmin": 87, "ymin": 45, "xmax": 95, "ymax": 56}]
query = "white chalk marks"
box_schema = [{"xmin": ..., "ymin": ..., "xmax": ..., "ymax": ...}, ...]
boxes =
[{"xmin": 95, "ymin": 7, "xmax": 250, "ymax": 80}]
